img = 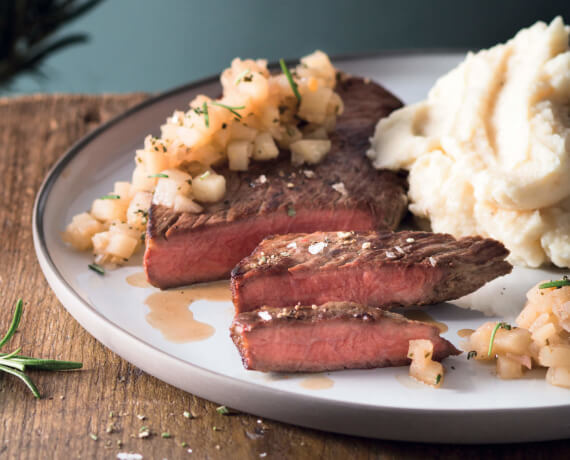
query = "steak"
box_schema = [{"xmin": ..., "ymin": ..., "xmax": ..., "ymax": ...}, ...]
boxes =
[
  {"xmin": 144, "ymin": 76, "xmax": 407, "ymax": 289},
  {"xmin": 230, "ymin": 302, "xmax": 460, "ymax": 372},
  {"xmin": 231, "ymin": 230, "xmax": 512, "ymax": 313}
]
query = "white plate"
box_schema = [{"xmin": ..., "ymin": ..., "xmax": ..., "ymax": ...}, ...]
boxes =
[{"xmin": 33, "ymin": 52, "xmax": 570, "ymax": 444}]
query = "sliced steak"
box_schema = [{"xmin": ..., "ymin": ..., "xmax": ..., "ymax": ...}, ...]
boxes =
[
  {"xmin": 231, "ymin": 230, "xmax": 512, "ymax": 312},
  {"xmin": 144, "ymin": 76, "xmax": 407, "ymax": 289},
  {"xmin": 230, "ymin": 302, "xmax": 460, "ymax": 372}
]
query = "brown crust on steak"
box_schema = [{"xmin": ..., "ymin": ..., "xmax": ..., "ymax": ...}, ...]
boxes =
[{"xmin": 231, "ymin": 230, "xmax": 513, "ymax": 311}]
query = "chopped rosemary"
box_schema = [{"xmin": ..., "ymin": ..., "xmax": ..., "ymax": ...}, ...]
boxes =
[
  {"xmin": 88, "ymin": 263, "xmax": 105, "ymax": 275},
  {"xmin": 0, "ymin": 299, "xmax": 82, "ymax": 398},
  {"xmin": 147, "ymin": 173, "xmax": 169, "ymax": 178},
  {"xmin": 435, "ymin": 374, "xmax": 441, "ymax": 384},
  {"xmin": 202, "ymin": 101, "xmax": 209, "ymax": 128},
  {"xmin": 161, "ymin": 432, "xmax": 171, "ymax": 439},
  {"xmin": 216, "ymin": 405, "xmax": 230, "ymax": 415},
  {"xmin": 539, "ymin": 276, "xmax": 570, "ymax": 289},
  {"xmin": 467, "ymin": 350, "xmax": 477, "ymax": 360},
  {"xmin": 488, "ymin": 322, "xmax": 512, "ymax": 357},
  {"xmin": 198, "ymin": 170, "xmax": 211, "ymax": 180},
  {"xmin": 210, "ymin": 101, "xmax": 245, "ymax": 118},
  {"xmin": 287, "ymin": 205, "xmax": 296, "ymax": 217},
  {"xmin": 279, "ymin": 58, "xmax": 301, "ymax": 103},
  {"xmin": 100, "ymin": 194, "xmax": 120, "ymax": 200}
]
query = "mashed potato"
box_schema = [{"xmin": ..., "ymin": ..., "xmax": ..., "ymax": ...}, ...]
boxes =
[{"xmin": 367, "ymin": 17, "xmax": 570, "ymax": 268}]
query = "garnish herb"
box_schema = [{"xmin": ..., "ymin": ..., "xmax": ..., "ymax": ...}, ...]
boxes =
[
  {"xmin": 488, "ymin": 322, "xmax": 512, "ymax": 357},
  {"xmin": 467, "ymin": 350, "xmax": 477, "ymax": 360},
  {"xmin": 279, "ymin": 58, "xmax": 301, "ymax": 103},
  {"xmin": 287, "ymin": 205, "xmax": 296, "ymax": 217},
  {"xmin": 183, "ymin": 410, "xmax": 192, "ymax": 419},
  {"xmin": 210, "ymin": 101, "xmax": 245, "ymax": 119},
  {"xmin": 147, "ymin": 173, "xmax": 169, "ymax": 178},
  {"xmin": 216, "ymin": 405, "xmax": 230, "ymax": 415},
  {"xmin": 202, "ymin": 101, "xmax": 209, "ymax": 128},
  {"xmin": 0, "ymin": 299, "xmax": 82, "ymax": 398},
  {"xmin": 88, "ymin": 263, "xmax": 105, "ymax": 275},
  {"xmin": 161, "ymin": 432, "xmax": 171, "ymax": 439},
  {"xmin": 198, "ymin": 170, "xmax": 211, "ymax": 180},
  {"xmin": 234, "ymin": 68, "xmax": 251, "ymax": 85},
  {"xmin": 100, "ymin": 194, "xmax": 120, "ymax": 200},
  {"xmin": 435, "ymin": 374, "xmax": 441, "ymax": 385},
  {"xmin": 539, "ymin": 276, "xmax": 570, "ymax": 289}
]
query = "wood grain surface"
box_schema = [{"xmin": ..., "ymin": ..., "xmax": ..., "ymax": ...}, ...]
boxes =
[{"xmin": 0, "ymin": 94, "xmax": 568, "ymax": 460}]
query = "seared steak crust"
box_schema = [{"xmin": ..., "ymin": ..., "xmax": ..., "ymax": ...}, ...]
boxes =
[
  {"xmin": 231, "ymin": 230, "xmax": 512, "ymax": 312},
  {"xmin": 145, "ymin": 76, "xmax": 408, "ymax": 288},
  {"xmin": 230, "ymin": 302, "xmax": 460, "ymax": 372}
]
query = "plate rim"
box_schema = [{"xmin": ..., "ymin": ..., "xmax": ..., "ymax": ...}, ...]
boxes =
[{"xmin": 32, "ymin": 50, "xmax": 570, "ymax": 443}]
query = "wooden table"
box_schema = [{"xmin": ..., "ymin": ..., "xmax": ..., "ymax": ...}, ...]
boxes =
[{"xmin": 0, "ymin": 94, "xmax": 567, "ymax": 459}]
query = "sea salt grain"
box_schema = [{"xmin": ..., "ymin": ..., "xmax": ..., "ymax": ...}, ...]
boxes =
[
  {"xmin": 258, "ymin": 311, "xmax": 272, "ymax": 321},
  {"xmin": 406, "ymin": 237, "xmax": 415, "ymax": 243},
  {"xmin": 286, "ymin": 242, "xmax": 297, "ymax": 249},
  {"xmin": 361, "ymin": 242, "xmax": 371, "ymax": 249},
  {"xmin": 385, "ymin": 251, "xmax": 397, "ymax": 259},
  {"xmin": 303, "ymin": 170, "xmax": 315, "ymax": 178},
  {"xmin": 429, "ymin": 256, "xmax": 437, "ymax": 267},
  {"xmin": 308, "ymin": 242, "xmax": 327, "ymax": 254},
  {"xmin": 331, "ymin": 182, "xmax": 347, "ymax": 196},
  {"xmin": 117, "ymin": 454, "xmax": 143, "ymax": 460}
]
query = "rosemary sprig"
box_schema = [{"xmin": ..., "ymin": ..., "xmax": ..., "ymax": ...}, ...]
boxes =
[
  {"xmin": 488, "ymin": 322, "xmax": 511, "ymax": 357},
  {"xmin": 279, "ymin": 58, "xmax": 301, "ymax": 103},
  {"xmin": 210, "ymin": 101, "xmax": 245, "ymax": 119},
  {"xmin": 0, "ymin": 299, "xmax": 82, "ymax": 398},
  {"xmin": 100, "ymin": 194, "xmax": 120, "ymax": 200}
]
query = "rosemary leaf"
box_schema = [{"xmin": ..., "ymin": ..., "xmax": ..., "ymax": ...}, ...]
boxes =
[
  {"xmin": 210, "ymin": 101, "xmax": 245, "ymax": 119},
  {"xmin": 0, "ymin": 357, "xmax": 26, "ymax": 371},
  {"xmin": 8, "ymin": 357, "xmax": 82, "ymax": 371},
  {"xmin": 0, "ymin": 364, "xmax": 40, "ymax": 398},
  {"xmin": 279, "ymin": 58, "xmax": 301, "ymax": 103},
  {"xmin": 203, "ymin": 101, "xmax": 209, "ymax": 128},
  {"xmin": 0, "ymin": 299, "xmax": 22, "ymax": 349}
]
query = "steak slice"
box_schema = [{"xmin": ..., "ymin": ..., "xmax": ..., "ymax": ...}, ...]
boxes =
[
  {"xmin": 231, "ymin": 230, "xmax": 512, "ymax": 313},
  {"xmin": 144, "ymin": 76, "xmax": 407, "ymax": 289},
  {"xmin": 230, "ymin": 302, "xmax": 460, "ymax": 372}
]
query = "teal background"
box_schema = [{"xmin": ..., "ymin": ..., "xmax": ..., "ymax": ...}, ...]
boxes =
[{"xmin": 8, "ymin": 0, "xmax": 570, "ymax": 94}]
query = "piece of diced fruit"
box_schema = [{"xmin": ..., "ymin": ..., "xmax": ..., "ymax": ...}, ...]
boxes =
[
  {"xmin": 290, "ymin": 139, "xmax": 331, "ymax": 166},
  {"xmin": 192, "ymin": 170, "xmax": 226, "ymax": 203},
  {"xmin": 227, "ymin": 140, "xmax": 252, "ymax": 171},
  {"xmin": 252, "ymin": 132, "xmax": 279, "ymax": 161},
  {"xmin": 496, "ymin": 355, "xmax": 524, "ymax": 379},
  {"xmin": 62, "ymin": 212, "xmax": 105, "ymax": 250},
  {"xmin": 91, "ymin": 196, "xmax": 129, "ymax": 222},
  {"xmin": 538, "ymin": 344, "xmax": 570, "ymax": 368}
]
